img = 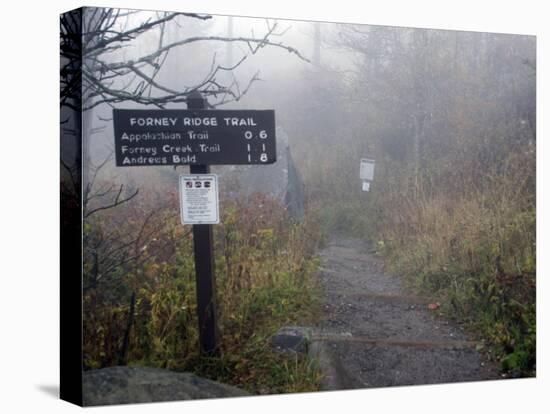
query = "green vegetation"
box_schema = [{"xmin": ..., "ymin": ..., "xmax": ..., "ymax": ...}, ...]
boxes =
[
  {"xmin": 83, "ymin": 192, "xmax": 323, "ymax": 394},
  {"xmin": 310, "ymin": 152, "xmax": 535, "ymax": 376},
  {"xmin": 297, "ymin": 29, "xmax": 536, "ymax": 376},
  {"xmin": 374, "ymin": 164, "xmax": 536, "ymax": 376},
  {"xmin": 78, "ymin": 21, "xmax": 536, "ymax": 389}
]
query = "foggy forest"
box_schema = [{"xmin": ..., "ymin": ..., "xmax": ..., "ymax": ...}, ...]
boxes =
[{"xmin": 61, "ymin": 7, "xmax": 535, "ymax": 403}]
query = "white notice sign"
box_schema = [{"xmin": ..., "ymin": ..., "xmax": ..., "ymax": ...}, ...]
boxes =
[
  {"xmin": 179, "ymin": 174, "xmax": 220, "ymax": 224},
  {"xmin": 362, "ymin": 181, "xmax": 371, "ymax": 192},
  {"xmin": 359, "ymin": 158, "xmax": 375, "ymax": 181}
]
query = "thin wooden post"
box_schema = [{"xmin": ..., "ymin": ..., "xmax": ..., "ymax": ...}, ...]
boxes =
[{"xmin": 187, "ymin": 90, "xmax": 219, "ymax": 355}]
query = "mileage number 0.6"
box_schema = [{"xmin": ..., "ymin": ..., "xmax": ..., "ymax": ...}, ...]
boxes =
[{"xmin": 244, "ymin": 130, "xmax": 268, "ymax": 140}]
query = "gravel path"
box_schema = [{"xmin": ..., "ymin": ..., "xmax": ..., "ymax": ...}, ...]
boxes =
[{"xmin": 315, "ymin": 238, "xmax": 500, "ymax": 389}]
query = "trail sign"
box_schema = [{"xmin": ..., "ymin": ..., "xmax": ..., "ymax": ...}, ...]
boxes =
[
  {"xmin": 179, "ymin": 174, "xmax": 219, "ymax": 224},
  {"xmin": 111, "ymin": 91, "xmax": 277, "ymax": 357},
  {"xmin": 112, "ymin": 109, "xmax": 276, "ymax": 167},
  {"xmin": 360, "ymin": 158, "xmax": 375, "ymax": 181}
]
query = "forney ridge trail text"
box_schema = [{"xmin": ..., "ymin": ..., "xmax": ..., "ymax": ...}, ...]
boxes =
[{"xmin": 114, "ymin": 112, "xmax": 276, "ymax": 166}]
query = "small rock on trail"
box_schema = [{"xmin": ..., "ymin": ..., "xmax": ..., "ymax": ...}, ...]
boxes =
[{"xmin": 315, "ymin": 238, "xmax": 500, "ymax": 389}]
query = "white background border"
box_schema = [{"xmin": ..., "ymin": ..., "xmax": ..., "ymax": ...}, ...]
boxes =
[{"xmin": 1, "ymin": 1, "xmax": 546, "ymax": 413}]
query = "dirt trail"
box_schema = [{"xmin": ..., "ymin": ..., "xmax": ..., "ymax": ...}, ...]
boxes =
[{"xmin": 315, "ymin": 238, "xmax": 500, "ymax": 389}]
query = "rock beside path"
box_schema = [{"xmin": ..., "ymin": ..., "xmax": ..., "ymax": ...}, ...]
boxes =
[
  {"xmin": 82, "ymin": 366, "xmax": 248, "ymax": 406},
  {"xmin": 271, "ymin": 326, "xmax": 313, "ymax": 354}
]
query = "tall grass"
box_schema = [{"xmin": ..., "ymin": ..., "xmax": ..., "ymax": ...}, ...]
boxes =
[
  {"xmin": 373, "ymin": 152, "xmax": 536, "ymax": 375},
  {"xmin": 83, "ymin": 192, "xmax": 323, "ymax": 393},
  {"xmin": 306, "ymin": 140, "xmax": 535, "ymax": 375}
]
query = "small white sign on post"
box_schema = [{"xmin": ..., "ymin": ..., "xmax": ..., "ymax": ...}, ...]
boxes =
[
  {"xmin": 179, "ymin": 174, "xmax": 220, "ymax": 224},
  {"xmin": 362, "ymin": 181, "xmax": 371, "ymax": 192},
  {"xmin": 359, "ymin": 158, "xmax": 375, "ymax": 181}
]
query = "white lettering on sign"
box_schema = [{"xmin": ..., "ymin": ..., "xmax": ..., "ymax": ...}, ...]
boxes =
[
  {"xmin": 187, "ymin": 130, "xmax": 209, "ymax": 140},
  {"xmin": 129, "ymin": 117, "xmax": 178, "ymax": 127},
  {"xmin": 182, "ymin": 117, "xmax": 218, "ymax": 126},
  {"xmin": 223, "ymin": 117, "xmax": 257, "ymax": 126},
  {"xmin": 113, "ymin": 109, "xmax": 276, "ymax": 166},
  {"xmin": 179, "ymin": 174, "xmax": 219, "ymax": 224},
  {"xmin": 120, "ymin": 132, "xmax": 182, "ymax": 143},
  {"xmin": 162, "ymin": 144, "xmax": 193, "ymax": 153}
]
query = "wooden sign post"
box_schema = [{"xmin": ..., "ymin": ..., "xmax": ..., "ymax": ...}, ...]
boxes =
[
  {"xmin": 112, "ymin": 91, "xmax": 277, "ymax": 355},
  {"xmin": 187, "ymin": 91, "xmax": 218, "ymax": 355}
]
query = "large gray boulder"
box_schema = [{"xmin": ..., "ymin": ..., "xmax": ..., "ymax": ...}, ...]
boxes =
[{"xmin": 82, "ymin": 366, "xmax": 249, "ymax": 406}]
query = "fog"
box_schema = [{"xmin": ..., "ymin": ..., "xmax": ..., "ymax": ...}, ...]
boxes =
[
  {"xmin": 68, "ymin": 8, "xmax": 535, "ymax": 218},
  {"xmin": 60, "ymin": 7, "xmax": 537, "ymax": 384}
]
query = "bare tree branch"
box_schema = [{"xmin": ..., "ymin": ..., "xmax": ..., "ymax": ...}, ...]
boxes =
[
  {"xmin": 61, "ymin": 9, "xmax": 308, "ymax": 111},
  {"xmin": 85, "ymin": 185, "xmax": 139, "ymax": 218}
]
